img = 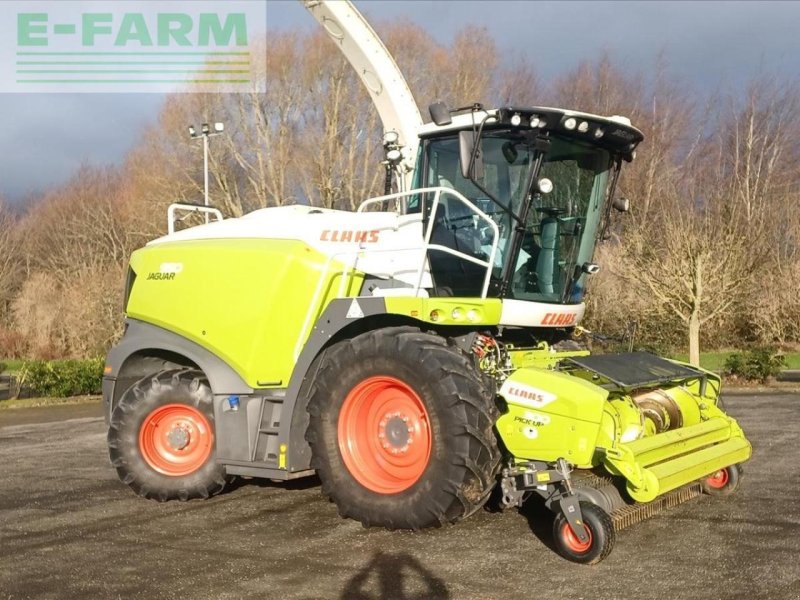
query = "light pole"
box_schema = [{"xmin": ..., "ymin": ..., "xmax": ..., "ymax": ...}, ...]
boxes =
[{"xmin": 188, "ymin": 122, "xmax": 224, "ymax": 222}]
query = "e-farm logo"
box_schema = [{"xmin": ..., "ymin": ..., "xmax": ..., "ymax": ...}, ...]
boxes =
[{"xmin": 2, "ymin": 1, "xmax": 267, "ymax": 93}]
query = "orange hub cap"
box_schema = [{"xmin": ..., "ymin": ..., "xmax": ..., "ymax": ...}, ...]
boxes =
[
  {"xmin": 139, "ymin": 404, "xmax": 213, "ymax": 476},
  {"xmin": 706, "ymin": 469, "xmax": 730, "ymax": 489},
  {"xmin": 562, "ymin": 523, "xmax": 593, "ymax": 553},
  {"xmin": 338, "ymin": 376, "xmax": 432, "ymax": 494}
]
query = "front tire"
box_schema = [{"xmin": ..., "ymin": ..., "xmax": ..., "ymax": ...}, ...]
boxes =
[
  {"xmin": 108, "ymin": 369, "xmax": 227, "ymax": 501},
  {"xmin": 552, "ymin": 501, "xmax": 615, "ymax": 565},
  {"xmin": 305, "ymin": 327, "xmax": 500, "ymax": 530}
]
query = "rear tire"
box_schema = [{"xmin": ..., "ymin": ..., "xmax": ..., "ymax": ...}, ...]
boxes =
[
  {"xmin": 701, "ymin": 464, "xmax": 742, "ymax": 496},
  {"xmin": 305, "ymin": 327, "xmax": 500, "ymax": 529},
  {"xmin": 552, "ymin": 501, "xmax": 615, "ymax": 565},
  {"xmin": 108, "ymin": 369, "xmax": 227, "ymax": 501}
]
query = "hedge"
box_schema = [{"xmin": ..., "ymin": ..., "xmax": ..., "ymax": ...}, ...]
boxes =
[{"xmin": 19, "ymin": 358, "xmax": 104, "ymax": 398}]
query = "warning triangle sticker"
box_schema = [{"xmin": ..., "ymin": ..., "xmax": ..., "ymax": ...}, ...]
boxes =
[{"xmin": 346, "ymin": 299, "xmax": 364, "ymax": 319}]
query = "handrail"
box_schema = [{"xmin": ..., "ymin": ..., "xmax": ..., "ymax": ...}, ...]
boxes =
[
  {"xmin": 358, "ymin": 186, "xmax": 499, "ymax": 296},
  {"xmin": 293, "ymin": 187, "xmax": 500, "ymax": 358},
  {"xmin": 167, "ymin": 203, "xmax": 224, "ymax": 234}
]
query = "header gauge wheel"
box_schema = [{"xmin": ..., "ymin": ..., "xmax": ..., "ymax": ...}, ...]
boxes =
[
  {"xmin": 701, "ymin": 464, "xmax": 742, "ymax": 497},
  {"xmin": 552, "ymin": 501, "xmax": 615, "ymax": 565}
]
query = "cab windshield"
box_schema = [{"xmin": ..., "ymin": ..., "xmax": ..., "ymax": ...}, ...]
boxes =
[{"xmin": 422, "ymin": 131, "xmax": 611, "ymax": 303}]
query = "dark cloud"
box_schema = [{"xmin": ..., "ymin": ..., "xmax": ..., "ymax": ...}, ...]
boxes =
[
  {"xmin": 0, "ymin": 93, "xmax": 163, "ymax": 202},
  {"xmin": 2, "ymin": 1, "xmax": 798, "ymax": 203}
]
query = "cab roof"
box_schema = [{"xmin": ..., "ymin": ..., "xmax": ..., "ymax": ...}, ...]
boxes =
[{"xmin": 417, "ymin": 106, "xmax": 644, "ymax": 158}]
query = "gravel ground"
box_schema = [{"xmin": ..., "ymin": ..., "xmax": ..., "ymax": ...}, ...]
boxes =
[{"xmin": 0, "ymin": 394, "xmax": 797, "ymax": 600}]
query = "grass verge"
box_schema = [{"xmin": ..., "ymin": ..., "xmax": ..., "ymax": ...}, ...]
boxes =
[
  {"xmin": 0, "ymin": 359, "xmax": 25, "ymax": 374},
  {"xmin": 0, "ymin": 395, "xmax": 101, "ymax": 410}
]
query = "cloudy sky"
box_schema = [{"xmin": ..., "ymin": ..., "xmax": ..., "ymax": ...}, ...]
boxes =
[{"xmin": 0, "ymin": 0, "xmax": 798, "ymax": 204}]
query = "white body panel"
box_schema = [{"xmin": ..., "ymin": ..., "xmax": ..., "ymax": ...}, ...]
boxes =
[
  {"xmin": 151, "ymin": 205, "xmax": 432, "ymax": 289},
  {"xmin": 500, "ymin": 299, "xmax": 585, "ymax": 328}
]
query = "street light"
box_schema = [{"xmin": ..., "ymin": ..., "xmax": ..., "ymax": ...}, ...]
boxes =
[{"xmin": 188, "ymin": 121, "xmax": 225, "ymax": 221}]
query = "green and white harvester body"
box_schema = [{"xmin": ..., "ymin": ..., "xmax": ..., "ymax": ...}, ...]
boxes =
[{"xmin": 104, "ymin": 0, "xmax": 751, "ymax": 563}]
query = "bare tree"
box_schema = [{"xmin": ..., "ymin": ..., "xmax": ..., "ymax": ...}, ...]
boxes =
[
  {"xmin": 0, "ymin": 199, "xmax": 22, "ymax": 323},
  {"xmin": 497, "ymin": 56, "xmax": 541, "ymax": 106},
  {"xmin": 22, "ymin": 166, "xmax": 134, "ymax": 278},
  {"xmin": 621, "ymin": 196, "xmax": 761, "ymax": 365}
]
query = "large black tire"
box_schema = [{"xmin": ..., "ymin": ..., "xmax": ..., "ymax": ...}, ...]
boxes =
[
  {"xmin": 552, "ymin": 501, "xmax": 615, "ymax": 565},
  {"xmin": 305, "ymin": 327, "xmax": 500, "ymax": 530},
  {"xmin": 108, "ymin": 369, "xmax": 227, "ymax": 501}
]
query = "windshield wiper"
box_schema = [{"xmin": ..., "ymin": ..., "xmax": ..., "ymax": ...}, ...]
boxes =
[{"xmin": 464, "ymin": 113, "xmax": 524, "ymax": 227}]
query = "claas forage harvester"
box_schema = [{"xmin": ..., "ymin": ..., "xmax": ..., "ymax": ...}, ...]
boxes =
[{"xmin": 103, "ymin": 0, "xmax": 750, "ymax": 564}]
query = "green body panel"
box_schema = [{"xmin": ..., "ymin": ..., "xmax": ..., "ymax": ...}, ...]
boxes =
[
  {"xmin": 383, "ymin": 296, "xmax": 502, "ymax": 325},
  {"xmin": 496, "ymin": 367, "xmax": 608, "ymax": 467},
  {"xmin": 596, "ymin": 396, "xmax": 646, "ymax": 449},
  {"xmin": 127, "ymin": 239, "xmax": 362, "ymax": 388},
  {"xmin": 506, "ymin": 342, "xmax": 590, "ymax": 370}
]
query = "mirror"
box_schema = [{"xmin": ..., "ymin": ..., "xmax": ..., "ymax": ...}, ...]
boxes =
[
  {"xmin": 459, "ymin": 130, "xmax": 484, "ymax": 181},
  {"xmin": 501, "ymin": 141, "xmax": 518, "ymax": 164},
  {"xmin": 429, "ymin": 102, "xmax": 452, "ymax": 126},
  {"xmin": 612, "ymin": 197, "xmax": 630, "ymax": 212},
  {"xmin": 582, "ymin": 262, "xmax": 601, "ymax": 275}
]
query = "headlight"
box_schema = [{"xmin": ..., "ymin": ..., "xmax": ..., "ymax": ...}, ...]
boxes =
[{"xmin": 537, "ymin": 178, "xmax": 554, "ymax": 194}]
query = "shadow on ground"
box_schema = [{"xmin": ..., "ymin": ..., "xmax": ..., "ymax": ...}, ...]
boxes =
[{"xmin": 340, "ymin": 551, "xmax": 450, "ymax": 600}]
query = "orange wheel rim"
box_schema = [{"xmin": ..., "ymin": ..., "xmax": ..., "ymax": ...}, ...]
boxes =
[
  {"xmin": 338, "ymin": 376, "xmax": 432, "ymax": 494},
  {"xmin": 706, "ymin": 469, "xmax": 729, "ymax": 489},
  {"xmin": 562, "ymin": 523, "xmax": 593, "ymax": 553},
  {"xmin": 139, "ymin": 404, "xmax": 213, "ymax": 476}
]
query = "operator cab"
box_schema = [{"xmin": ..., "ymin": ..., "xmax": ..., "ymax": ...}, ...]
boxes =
[{"xmin": 411, "ymin": 106, "xmax": 642, "ymax": 305}]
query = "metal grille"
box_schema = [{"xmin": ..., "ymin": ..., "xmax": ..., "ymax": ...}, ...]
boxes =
[
  {"xmin": 611, "ymin": 483, "xmax": 703, "ymax": 531},
  {"xmin": 567, "ymin": 352, "xmax": 703, "ymax": 388}
]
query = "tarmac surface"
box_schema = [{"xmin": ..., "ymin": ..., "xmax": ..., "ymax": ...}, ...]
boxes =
[{"xmin": 0, "ymin": 394, "xmax": 798, "ymax": 600}]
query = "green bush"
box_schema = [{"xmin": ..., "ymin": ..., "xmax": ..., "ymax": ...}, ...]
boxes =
[
  {"xmin": 724, "ymin": 347, "xmax": 786, "ymax": 383},
  {"xmin": 19, "ymin": 358, "xmax": 104, "ymax": 398}
]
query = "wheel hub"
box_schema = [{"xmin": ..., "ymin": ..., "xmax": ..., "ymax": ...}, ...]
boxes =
[
  {"xmin": 166, "ymin": 425, "xmax": 190, "ymax": 451},
  {"xmin": 707, "ymin": 468, "xmax": 729, "ymax": 488},
  {"xmin": 380, "ymin": 414, "xmax": 412, "ymax": 453}
]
